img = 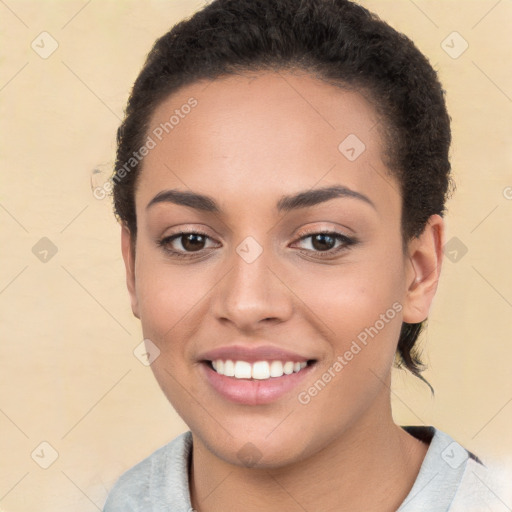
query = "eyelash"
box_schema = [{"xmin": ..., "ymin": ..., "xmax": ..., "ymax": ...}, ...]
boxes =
[{"xmin": 157, "ymin": 228, "xmax": 357, "ymax": 260}]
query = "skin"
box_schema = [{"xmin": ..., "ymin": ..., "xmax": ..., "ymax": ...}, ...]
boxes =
[{"xmin": 121, "ymin": 70, "xmax": 444, "ymax": 512}]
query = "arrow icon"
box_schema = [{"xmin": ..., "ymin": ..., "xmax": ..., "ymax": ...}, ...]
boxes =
[
  {"xmin": 32, "ymin": 237, "xmax": 58, "ymax": 262},
  {"xmin": 31, "ymin": 31, "xmax": 59, "ymax": 59},
  {"xmin": 441, "ymin": 31, "xmax": 468, "ymax": 59},
  {"xmin": 443, "ymin": 236, "xmax": 468, "ymax": 263},
  {"xmin": 441, "ymin": 441, "xmax": 467, "ymax": 468},
  {"xmin": 134, "ymin": 339, "xmax": 161, "ymax": 366},
  {"xmin": 236, "ymin": 236, "xmax": 263, "ymax": 263},
  {"xmin": 338, "ymin": 134, "xmax": 365, "ymax": 161},
  {"xmin": 31, "ymin": 441, "xmax": 59, "ymax": 468}
]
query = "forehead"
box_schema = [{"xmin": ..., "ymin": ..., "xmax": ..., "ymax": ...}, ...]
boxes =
[{"xmin": 137, "ymin": 71, "xmax": 398, "ymax": 217}]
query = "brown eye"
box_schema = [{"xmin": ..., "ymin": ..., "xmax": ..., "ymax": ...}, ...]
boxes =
[
  {"xmin": 179, "ymin": 233, "xmax": 207, "ymax": 252},
  {"xmin": 158, "ymin": 230, "xmax": 219, "ymax": 258},
  {"xmin": 310, "ymin": 233, "xmax": 337, "ymax": 252},
  {"xmin": 292, "ymin": 231, "xmax": 357, "ymax": 259}
]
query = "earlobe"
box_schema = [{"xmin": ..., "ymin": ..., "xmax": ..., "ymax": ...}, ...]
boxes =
[
  {"xmin": 402, "ymin": 215, "xmax": 444, "ymax": 324},
  {"xmin": 121, "ymin": 223, "xmax": 140, "ymax": 319}
]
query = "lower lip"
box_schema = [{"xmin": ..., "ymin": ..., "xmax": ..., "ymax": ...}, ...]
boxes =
[{"xmin": 201, "ymin": 362, "xmax": 315, "ymax": 405}]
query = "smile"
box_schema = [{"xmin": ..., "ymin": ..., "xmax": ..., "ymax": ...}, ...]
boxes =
[
  {"xmin": 200, "ymin": 359, "xmax": 317, "ymax": 405},
  {"xmin": 210, "ymin": 359, "xmax": 310, "ymax": 380}
]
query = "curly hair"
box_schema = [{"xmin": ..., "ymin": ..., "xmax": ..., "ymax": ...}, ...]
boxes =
[{"xmin": 112, "ymin": 0, "xmax": 453, "ymax": 390}]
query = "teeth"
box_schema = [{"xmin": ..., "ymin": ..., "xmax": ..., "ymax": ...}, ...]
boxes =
[
  {"xmin": 224, "ymin": 360, "xmax": 235, "ymax": 377},
  {"xmin": 283, "ymin": 361, "xmax": 294, "ymax": 375},
  {"xmin": 252, "ymin": 361, "xmax": 270, "ymax": 380},
  {"xmin": 234, "ymin": 361, "xmax": 252, "ymax": 379},
  {"xmin": 211, "ymin": 359, "xmax": 310, "ymax": 380},
  {"xmin": 269, "ymin": 360, "xmax": 283, "ymax": 377}
]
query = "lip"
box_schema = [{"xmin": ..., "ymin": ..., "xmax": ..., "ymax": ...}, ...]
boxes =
[
  {"xmin": 200, "ymin": 360, "xmax": 316, "ymax": 405},
  {"xmin": 198, "ymin": 344, "xmax": 312, "ymax": 364}
]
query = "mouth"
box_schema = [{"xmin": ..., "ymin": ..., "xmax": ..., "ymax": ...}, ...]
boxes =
[
  {"xmin": 206, "ymin": 359, "xmax": 315, "ymax": 380},
  {"xmin": 199, "ymin": 356, "xmax": 317, "ymax": 405}
]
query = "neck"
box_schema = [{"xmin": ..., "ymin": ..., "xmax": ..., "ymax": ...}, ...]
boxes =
[{"xmin": 189, "ymin": 394, "xmax": 429, "ymax": 512}]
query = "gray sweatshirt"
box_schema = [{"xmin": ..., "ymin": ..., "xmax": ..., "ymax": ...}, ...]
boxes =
[{"xmin": 103, "ymin": 426, "xmax": 509, "ymax": 511}]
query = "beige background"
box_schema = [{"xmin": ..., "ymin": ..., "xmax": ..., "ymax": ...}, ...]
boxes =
[{"xmin": 0, "ymin": 0, "xmax": 511, "ymax": 510}]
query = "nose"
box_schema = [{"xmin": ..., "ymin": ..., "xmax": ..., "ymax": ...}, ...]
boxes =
[{"xmin": 210, "ymin": 240, "xmax": 294, "ymax": 332}]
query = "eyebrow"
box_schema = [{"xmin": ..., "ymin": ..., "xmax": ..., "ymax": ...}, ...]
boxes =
[{"xmin": 146, "ymin": 185, "xmax": 376, "ymax": 213}]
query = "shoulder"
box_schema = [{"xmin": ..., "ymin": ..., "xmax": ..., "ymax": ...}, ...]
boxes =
[
  {"xmin": 102, "ymin": 431, "xmax": 193, "ymax": 512},
  {"xmin": 450, "ymin": 455, "xmax": 512, "ymax": 511},
  {"xmin": 400, "ymin": 425, "xmax": 511, "ymax": 512},
  {"xmin": 399, "ymin": 426, "xmax": 484, "ymax": 511}
]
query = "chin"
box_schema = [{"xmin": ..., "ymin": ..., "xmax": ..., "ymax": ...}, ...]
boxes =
[{"xmin": 188, "ymin": 411, "xmax": 344, "ymax": 471}]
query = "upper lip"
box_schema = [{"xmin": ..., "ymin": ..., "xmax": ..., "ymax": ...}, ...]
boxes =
[{"xmin": 198, "ymin": 345, "xmax": 314, "ymax": 363}]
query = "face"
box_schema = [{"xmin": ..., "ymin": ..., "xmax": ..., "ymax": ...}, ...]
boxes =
[{"xmin": 122, "ymin": 71, "xmax": 442, "ymax": 468}]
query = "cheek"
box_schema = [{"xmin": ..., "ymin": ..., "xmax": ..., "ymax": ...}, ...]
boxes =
[
  {"xmin": 291, "ymin": 270, "xmax": 405, "ymax": 440},
  {"xmin": 294, "ymin": 250, "xmax": 406, "ymax": 390},
  {"xmin": 133, "ymin": 256, "xmax": 209, "ymax": 414},
  {"xmin": 133, "ymin": 251, "xmax": 204, "ymax": 352},
  {"xmin": 295, "ymin": 248, "xmax": 406, "ymax": 340}
]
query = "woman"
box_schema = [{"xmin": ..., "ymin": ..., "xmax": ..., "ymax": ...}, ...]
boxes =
[{"xmin": 103, "ymin": 0, "xmax": 505, "ymax": 510}]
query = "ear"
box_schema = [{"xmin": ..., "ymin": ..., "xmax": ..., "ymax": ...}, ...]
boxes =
[
  {"xmin": 121, "ymin": 223, "xmax": 140, "ymax": 319},
  {"xmin": 402, "ymin": 214, "xmax": 444, "ymax": 324}
]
